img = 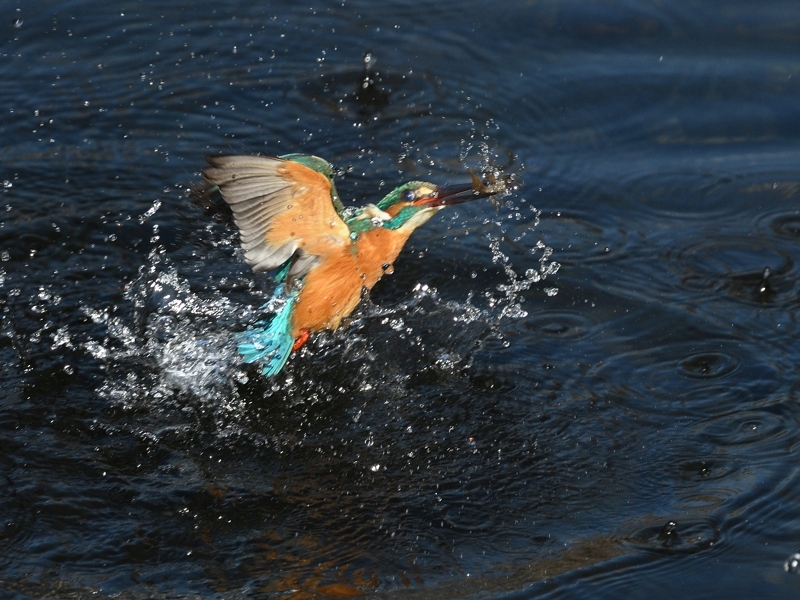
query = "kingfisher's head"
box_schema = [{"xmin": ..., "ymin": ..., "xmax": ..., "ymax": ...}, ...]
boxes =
[{"xmin": 347, "ymin": 178, "xmax": 499, "ymax": 236}]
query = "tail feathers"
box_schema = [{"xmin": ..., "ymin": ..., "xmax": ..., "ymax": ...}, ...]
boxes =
[{"xmin": 236, "ymin": 290, "xmax": 296, "ymax": 377}]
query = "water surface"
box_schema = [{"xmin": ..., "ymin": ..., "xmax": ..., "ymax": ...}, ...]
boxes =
[{"xmin": 2, "ymin": 1, "xmax": 800, "ymax": 598}]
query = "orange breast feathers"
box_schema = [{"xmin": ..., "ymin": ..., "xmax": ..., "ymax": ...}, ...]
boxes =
[
  {"xmin": 289, "ymin": 249, "xmax": 363, "ymax": 335},
  {"xmin": 355, "ymin": 226, "xmax": 414, "ymax": 289},
  {"xmin": 289, "ymin": 226, "xmax": 413, "ymax": 337}
]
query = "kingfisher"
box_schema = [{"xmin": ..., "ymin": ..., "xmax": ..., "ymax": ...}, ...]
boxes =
[{"xmin": 199, "ymin": 153, "xmax": 508, "ymax": 376}]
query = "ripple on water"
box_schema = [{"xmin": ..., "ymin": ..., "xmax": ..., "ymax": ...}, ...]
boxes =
[
  {"xmin": 279, "ymin": 45, "xmax": 522, "ymax": 190},
  {"xmin": 696, "ymin": 400, "xmax": 800, "ymax": 457},
  {"xmin": 677, "ymin": 351, "xmax": 739, "ymax": 380},
  {"xmin": 585, "ymin": 338, "xmax": 755, "ymax": 416},
  {"xmin": 618, "ymin": 515, "xmax": 721, "ymax": 556},
  {"xmin": 677, "ymin": 459, "xmax": 730, "ymax": 483},
  {"xmin": 538, "ymin": 211, "xmax": 633, "ymax": 266},
  {"xmin": 763, "ymin": 211, "xmax": 800, "ymax": 240},
  {"xmin": 525, "ymin": 309, "xmax": 598, "ymax": 340},
  {"xmin": 440, "ymin": 500, "xmax": 497, "ymax": 534},
  {"xmin": 665, "ymin": 234, "xmax": 794, "ymax": 305},
  {"xmin": 287, "ymin": 60, "xmax": 442, "ymax": 122},
  {"xmin": 0, "ymin": 467, "xmax": 29, "ymax": 550}
]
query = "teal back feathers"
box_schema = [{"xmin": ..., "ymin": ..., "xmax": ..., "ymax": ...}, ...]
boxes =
[{"xmin": 220, "ymin": 153, "xmax": 339, "ymax": 375}]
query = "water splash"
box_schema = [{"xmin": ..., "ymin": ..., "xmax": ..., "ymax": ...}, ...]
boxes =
[
  {"xmin": 85, "ymin": 233, "xmax": 557, "ymax": 418},
  {"xmin": 83, "ymin": 152, "xmax": 558, "ymax": 431},
  {"xmin": 85, "ymin": 246, "xmax": 249, "ymax": 414},
  {"xmin": 486, "ymin": 229, "xmax": 560, "ymax": 320}
]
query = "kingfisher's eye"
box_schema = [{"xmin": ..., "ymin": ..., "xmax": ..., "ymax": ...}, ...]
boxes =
[{"xmin": 402, "ymin": 189, "xmax": 416, "ymax": 202}]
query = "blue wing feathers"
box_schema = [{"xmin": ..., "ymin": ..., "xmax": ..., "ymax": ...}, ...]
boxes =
[{"xmin": 236, "ymin": 287, "xmax": 297, "ymax": 376}]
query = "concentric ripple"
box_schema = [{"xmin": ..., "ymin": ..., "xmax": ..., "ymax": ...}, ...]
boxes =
[
  {"xmin": 763, "ymin": 210, "xmax": 800, "ymax": 239},
  {"xmin": 677, "ymin": 351, "xmax": 739, "ymax": 380},
  {"xmin": 696, "ymin": 401, "xmax": 800, "ymax": 455},
  {"xmin": 525, "ymin": 309, "xmax": 598, "ymax": 340},
  {"xmin": 287, "ymin": 61, "xmax": 441, "ymax": 121},
  {"xmin": 584, "ymin": 338, "xmax": 753, "ymax": 416},
  {"xmin": 618, "ymin": 515, "xmax": 721, "ymax": 556},
  {"xmin": 665, "ymin": 234, "xmax": 794, "ymax": 304}
]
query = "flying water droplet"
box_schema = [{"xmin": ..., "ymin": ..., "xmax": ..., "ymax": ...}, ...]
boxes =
[
  {"xmin": 139, "ymin": 199, "xmax": 161, "ymax": 224},
  {"xmin": 785, "ymin": 553, "xmax": 800, "ymax": 574},
  {"xmin": 52, "ymin": 326, "xmax": 72, "ymax": 349}
]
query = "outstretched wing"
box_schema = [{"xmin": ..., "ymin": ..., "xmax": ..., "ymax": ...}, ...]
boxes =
[{"xmin": 202, "ymin": 155, "xmax": 351, "ymax": 279}]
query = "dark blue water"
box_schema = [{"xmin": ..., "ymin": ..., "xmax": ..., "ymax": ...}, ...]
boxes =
[{"xmin": 3, "ymin": 1, "xmax": 800, "ymax": 597}]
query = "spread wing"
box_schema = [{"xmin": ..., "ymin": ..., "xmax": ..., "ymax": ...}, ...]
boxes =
[{"xmin": 202, "ymin": 155, "xmax": 351, "ymax": 280}]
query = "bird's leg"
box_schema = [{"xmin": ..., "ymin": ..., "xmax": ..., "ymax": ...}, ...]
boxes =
[{"xmin": 291, "ymin": 328, "xmax": 310, "ymax": 352}]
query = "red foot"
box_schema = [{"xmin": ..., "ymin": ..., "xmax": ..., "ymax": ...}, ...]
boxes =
[{"xmin": 292, "ymin": 329, "xmax": 310, "ymax": 352}]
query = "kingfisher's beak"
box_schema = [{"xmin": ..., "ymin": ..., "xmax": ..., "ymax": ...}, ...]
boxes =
[{"xmin": 414, "ymin": 171, "xmax": 515, "ymax": 207}]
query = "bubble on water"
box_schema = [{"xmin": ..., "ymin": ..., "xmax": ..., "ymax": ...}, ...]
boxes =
[{"xmin": 544, "ymin": 287, "xmax": 558, "ymax": 297}]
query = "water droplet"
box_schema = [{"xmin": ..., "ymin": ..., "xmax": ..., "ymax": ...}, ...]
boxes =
[
  {"xmin": 52, "ymin": 326, "xmax": 71, "ymax": 349},
  {"xmin": 544, "ymin": 287, "xmax": 558, "ymax": 297},
  {"xmin": 370, "ymin": 464, "xmax": 381, "ymax": 472},
  {"xmin": 525, "ymin": 268, "xmax": 541, "ymax": 282},
  {"xmin": 785, "ymin": 553, "xmax": 800, "ymax": 573},
  {"xmin": 139, "ymin": 199, "xmax": 161, "ymax": 223}
]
